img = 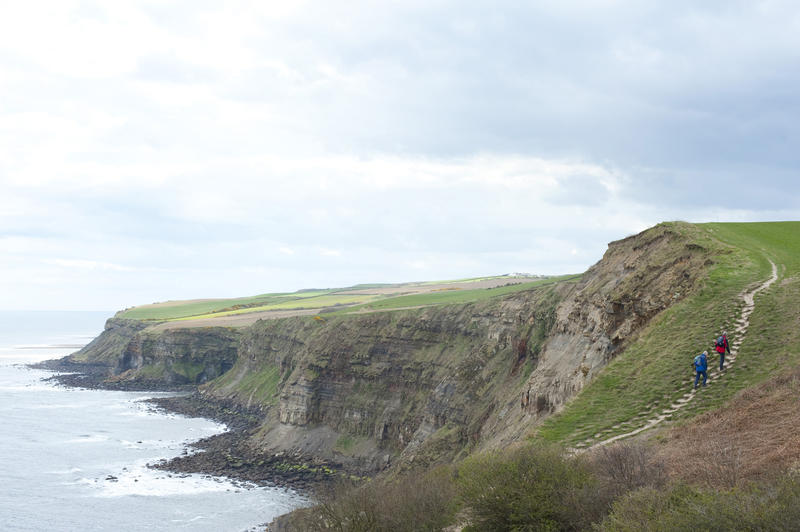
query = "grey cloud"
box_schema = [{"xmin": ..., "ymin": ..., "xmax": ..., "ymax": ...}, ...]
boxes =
[
  {"xmin": 223, "ymin": 1, "xmax": 800, "ymax": 209},
  {"xmin": 3, "ymin": 0, "xmax": 800, "ymax": 310},
  {"xmin": 545, "ymin": 175, "xmax": 610, "ymax": 207}
]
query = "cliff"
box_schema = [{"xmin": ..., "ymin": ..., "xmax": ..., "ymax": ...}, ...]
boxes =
[
  {"xmin": 67, "ymin": 222, "xmax": 717, "ymax": 473},
  {"xmin": 68, "ymin": 319, "xmax": 239, "ymax": 386}
]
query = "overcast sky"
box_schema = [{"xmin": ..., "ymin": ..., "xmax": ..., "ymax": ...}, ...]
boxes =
[{"xmin": 2, "ymin": 1, "xmax": 799, "ymax": 311}]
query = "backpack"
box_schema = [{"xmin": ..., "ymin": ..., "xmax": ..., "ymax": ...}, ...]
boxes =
[
  {"xmin": 694, "ymin": 354, "xmax": 704, "ymax": 370},
  {"xmin": 716, "ymin": 335, "xmax": 724, "ymax": 348}
]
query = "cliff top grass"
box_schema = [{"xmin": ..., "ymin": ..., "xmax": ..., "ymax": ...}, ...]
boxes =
[
  {"xmin": 115, "ymin": 274, "xmax": 558, "ymax": 322},
  {"xmin": 337, "ymin": 274, "xmax": 581, "ymax": 313},
  {"xmin": 537, "ymin": 221, "xmax": 800, "ymax": 447},
  {"xmin": 115, "ymin": 290, "xmax": 334, "ymax": 321}
]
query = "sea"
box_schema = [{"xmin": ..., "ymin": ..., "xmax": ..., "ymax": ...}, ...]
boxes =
[{"xmin": 0, "ymin": 311, "xmax": 307, "ymax": 531}]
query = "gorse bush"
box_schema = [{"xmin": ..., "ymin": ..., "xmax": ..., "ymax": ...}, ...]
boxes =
[
  {"xmin": 456, "ymin": 443, "xmax": 609, "ymax": 531},
  {"xmin": 288, "ymin": 466, "xmax": 458, "ymax": 532}
]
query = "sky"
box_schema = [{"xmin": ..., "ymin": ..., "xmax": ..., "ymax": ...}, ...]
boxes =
[{"xmin": 1, "ymin": 1, "xmax": 799, "ymax": 311}]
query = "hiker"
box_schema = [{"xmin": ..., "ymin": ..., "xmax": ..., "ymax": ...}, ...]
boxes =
[
  {"xmin": 714, "ymin": 331, "xmax": 731, "ymax": 370},
  {"xmin": 692, "ymin": 351, "xmax": 708, "ymax": 389}
]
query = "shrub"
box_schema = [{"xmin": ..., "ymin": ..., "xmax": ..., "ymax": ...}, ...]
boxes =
[
  {"xmin": 590, "ymin": 441, "xmax": 667, "ymax": 495},
  {"xmin": 456, "ymin": 443, "xmax": 608, "ymax": 531},
  {"xmin": 597, "ymin": 472, "xmax": 800, "ymax": 531},
  {"xmin": 288, "ymin": 466, "xmax": 459, "ymax": 531}
]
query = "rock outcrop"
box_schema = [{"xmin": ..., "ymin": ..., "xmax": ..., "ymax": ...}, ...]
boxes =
[{"xmin": 68, "ymin": 319, "xmax": 239, "ymax": 386}]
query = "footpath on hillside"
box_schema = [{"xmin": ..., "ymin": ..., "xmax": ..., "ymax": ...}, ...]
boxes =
[{"xmin": 583, "ymin": 260, "xmax": 779, "ymax": 450}]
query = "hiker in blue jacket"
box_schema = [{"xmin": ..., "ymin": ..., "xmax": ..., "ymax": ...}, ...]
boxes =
[{"xmin": 692, "ymin": 351, "xmax": 708, "ymax": 389}]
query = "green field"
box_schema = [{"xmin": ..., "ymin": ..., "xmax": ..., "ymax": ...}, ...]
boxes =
[
  {"xmin": 116, "ymin": 290, "xmax": 335, "ymax": 320},
  {"xmin": 115, "ymin": 275, "xmax": 558, "ymax": 321},
  {"xmin": 538, "ymin": 221, "xmax": 800, "ymax": 446},
  {"xmin": 340, "ymin": 275, "xmax": 581, "ymax": 313},
  {"xmin": 173, "ymin": 293, "xmax": 382, "ymax": 321}
]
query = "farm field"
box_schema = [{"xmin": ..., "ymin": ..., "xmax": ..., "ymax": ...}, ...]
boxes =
[{"xmin": 117, "ymin": 274, "xmax": 556, "ymax": 325}]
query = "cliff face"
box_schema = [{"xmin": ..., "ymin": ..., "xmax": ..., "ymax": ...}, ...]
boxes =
[
  {"xmin": 69, "ymin": 319, "xmax": 239, "ymax": 386},
  {"xmin": 70, "ymin": 222, "xmax": 716, "ymax": 472},
  {"xmin": 205, "ymin": 286, "xmax": 564, "ymax": 470},
  {"xmin": 116, "ymin": 327, "xmax": 239, "ymax": 385},
  {"xmin": 68, "ymin": 318, "xmax": 150, "ymax": 366},
  {"xmin": 523, "ymin": 223, "xmax": 711, "ymax": 409}
]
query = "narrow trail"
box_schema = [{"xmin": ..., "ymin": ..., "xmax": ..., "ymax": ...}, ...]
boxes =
[{"xmin": 586, "ymin": 260, "xmax": 779, "ymax": 450}]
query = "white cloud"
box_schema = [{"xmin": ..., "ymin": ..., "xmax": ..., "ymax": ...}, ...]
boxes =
[
  {"xmin": 1, "ymin": 1, "xmax": 799, "ymax": 310},
  {"xmin": 43, "ymin": 258, "xmax": 134, "ymax": 272}
]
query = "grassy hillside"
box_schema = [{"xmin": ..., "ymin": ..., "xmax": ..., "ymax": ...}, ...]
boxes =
[{"xmin": 538, "ymin": 221, "xmax": 800, "ymax": 446}]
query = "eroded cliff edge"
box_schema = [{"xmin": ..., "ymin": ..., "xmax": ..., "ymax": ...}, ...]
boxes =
[{"xmin": 63, "ymin": 222, "xmax": 717, "ymax": 475}]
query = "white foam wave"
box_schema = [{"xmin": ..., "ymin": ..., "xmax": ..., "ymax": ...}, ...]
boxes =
[
  {"xmin": 48, "ymin": 467, "xmax": 83, "ymax": 475},
  {"xmin": 94, "ymin": 462, "xmax": 256, "ymax": 498}
]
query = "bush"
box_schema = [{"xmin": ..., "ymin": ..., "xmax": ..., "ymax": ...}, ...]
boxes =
[
  {"xmin": 590, "ymin": 441, "xmax": 667, "ymax": 495},
  {"xmin": 288, "ymin": 466, "xmax": 459, "ymax": 531},
  {"xmin": 597, "ymin": 472, "xmax": 800, "ymax": 531},
  {"xmin": 456, "ymin": 443, "xmax": 609, "ymax": 531}
]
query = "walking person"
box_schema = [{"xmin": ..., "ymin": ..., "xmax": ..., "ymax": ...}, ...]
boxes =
[
  {"xmin": 715, "ymin": 331, "xmax": 731, "ymax": 371},
  {"xmin": 692, "ymin": 351, "xmax": 708, "ymax": 389}
]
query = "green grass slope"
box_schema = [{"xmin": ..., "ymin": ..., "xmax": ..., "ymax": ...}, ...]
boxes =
[{"xmin": 537, "ymin": 221, "xmax": 800, "ymax": 446}]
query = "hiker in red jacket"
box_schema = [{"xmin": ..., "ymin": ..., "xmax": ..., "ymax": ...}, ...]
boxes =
[{"xmin": 714, "ymin": 331, "xmax": 731, "ymax": 371}]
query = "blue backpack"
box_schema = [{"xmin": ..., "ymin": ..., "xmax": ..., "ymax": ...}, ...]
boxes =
[{"xmin": 694, "ymin": 354, "xmax": 706, "ymax": 370}]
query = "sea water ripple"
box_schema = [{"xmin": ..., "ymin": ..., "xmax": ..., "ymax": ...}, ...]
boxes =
[{"xmin": 0, "ymin": 311, "xmax": 306, "ymax": 531}]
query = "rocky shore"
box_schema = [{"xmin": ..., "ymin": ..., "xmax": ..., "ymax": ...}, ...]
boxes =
[
  {"xmin": 33, "ymin": 358, "xmax": 344, "ymax": 495},
  {"xmin": 33, "ymin": 357, "xmax": 194, "ymax": 392},
  {"xmin": 147, "ymin": 394, "xmax": 346, "ymax": 493}
]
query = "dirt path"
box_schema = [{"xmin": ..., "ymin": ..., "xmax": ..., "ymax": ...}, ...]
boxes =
[{"xmin": 587, "ymin": 260, "xmax": 779, "ymax": 449}]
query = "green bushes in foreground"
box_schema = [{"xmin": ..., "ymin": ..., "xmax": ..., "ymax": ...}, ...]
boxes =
[
  {"xmin": 282, "ymin": 441, "xmax": 799, "ymax": 531},
  {"xmin": 456, "ymin": 442, "xmax": 669, "ymax": 531},
  {"xmin": 457, "ymin": 443, "xmax": 605, "ymax": 531},
  {"xmin": 288, "ymin": 466, "xmax": 458, "ymax": 531}
]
